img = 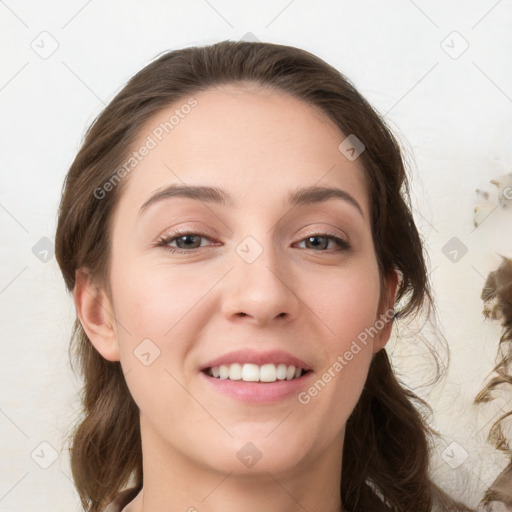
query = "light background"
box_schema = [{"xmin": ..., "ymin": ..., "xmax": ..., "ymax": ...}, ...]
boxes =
[{"xmin": 1, "ymin": 0, "xmax": 512, "ymax": 509}]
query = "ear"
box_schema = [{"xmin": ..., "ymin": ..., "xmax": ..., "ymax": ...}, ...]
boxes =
[
  {"xmin": 372, "ymin": 268, "xmax": 400, "ymax": 354},
  {"xmin": 73, "ymin": 269, "xmax": 120, "ymax": 361}
]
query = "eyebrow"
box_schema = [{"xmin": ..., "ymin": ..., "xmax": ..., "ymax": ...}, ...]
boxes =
[{"xmin": 138, "ymin": 184, "xmax": 364, "ymax": 218}]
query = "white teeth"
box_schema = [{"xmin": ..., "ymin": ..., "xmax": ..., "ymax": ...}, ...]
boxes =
[
  {"xmin": 276, "ymin": 363, "xmax": 288, "ymax": 380},
  {"xmin": 219, "ymin": 365, "xmax": 229, "ymax": 379},
  {"xmin": 228, "ymin": 363, "xmax": 242, "ymax": 380},
  {"xmin": 207, "ymin": 363, "xmax": 305, "ymax": 382},
  {"xmin": 242, "ymin": 363, "xmax": 260, "ymax": 382},
  {"xmin": 259, "ymin": 363, "xmax": 276, "ymax": 382}
]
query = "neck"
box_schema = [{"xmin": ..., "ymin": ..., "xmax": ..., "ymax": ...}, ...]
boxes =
[{"xmin": 128, "ymin": 419, "xmax": 346, "ymax": 512}]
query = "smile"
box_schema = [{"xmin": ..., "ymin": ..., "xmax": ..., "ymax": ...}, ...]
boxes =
[{"xmin": 203, "ymin": 363, "xmax": 309, "ymax": 383}]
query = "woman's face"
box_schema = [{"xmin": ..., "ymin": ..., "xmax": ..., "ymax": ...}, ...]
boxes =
[{"xmin": 88, "ymin": 84, "xmax": 396, "ymax": 478}]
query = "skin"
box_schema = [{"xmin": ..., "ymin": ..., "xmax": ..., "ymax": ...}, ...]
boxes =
[{"xmin": 74, "ymin": 83, "xmax": 398, "ymax": 512}]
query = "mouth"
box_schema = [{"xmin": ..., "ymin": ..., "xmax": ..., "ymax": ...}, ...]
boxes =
[
  {"xmin": 198, "ymin": 348, "xmax": 314, "ymax": 402},
  {"xmin": 202, "ymin": 363, "xmax": 312, "ymax": 383}
]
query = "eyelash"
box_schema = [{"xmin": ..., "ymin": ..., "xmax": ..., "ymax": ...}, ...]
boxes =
[{"xmin": 154, "ymin": 228, "xmax": 351, "ymax": 254}]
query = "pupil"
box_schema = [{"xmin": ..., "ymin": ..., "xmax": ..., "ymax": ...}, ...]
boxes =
[
  {"xmin": 179, "ymin": 235, "xmax": 199, "ymax": 248},
  {"xmin": 308, "ymin": 236, "xmax": 326, "ymax": 249}
]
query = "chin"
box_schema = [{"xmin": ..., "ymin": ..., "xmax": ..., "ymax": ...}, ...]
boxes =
[{"xmin": 202, "ymin": 431, "xmax": 311, "ymax": 476}]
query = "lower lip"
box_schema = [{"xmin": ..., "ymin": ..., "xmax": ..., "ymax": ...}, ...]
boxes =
[{"xmin": 199, "ymin": 371, "xmax": 313, "ymax": 404}]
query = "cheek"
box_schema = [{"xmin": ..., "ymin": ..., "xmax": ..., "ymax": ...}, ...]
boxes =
[
  {"xmin": 109, "ymin": 262, "xmax": 220, "ymax": 408},
  {"xmin": 109, "ymin": 265, "xmax": 204, "ymax": 422},
  {"xmin": 110, "ymin": 261, "xmax": 216, "ymax": 343},
  {"xmin": 294, "ymin": 260, "xmax": 380, "ymax": 414},
  {"xmin": 302, "ymin": 260, "xmax": 382, "ymax": 350}
]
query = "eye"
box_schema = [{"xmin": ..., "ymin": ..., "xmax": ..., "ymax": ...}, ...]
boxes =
[
  {"xmin": 155, "ymin": 230, "xmax": 217, "ymax": 254},
  {"xmin": 295, "ymin": 234, "xmax": 350, "ymax": 252}
]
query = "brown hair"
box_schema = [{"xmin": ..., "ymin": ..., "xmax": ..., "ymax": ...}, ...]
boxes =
[
  {"xmin": 475, "ymin": 256, "xmax": 512, "ymax": 509},
  {"xmin": 55, "ymin": 40, "xmax": 474, "ymax": 511}
]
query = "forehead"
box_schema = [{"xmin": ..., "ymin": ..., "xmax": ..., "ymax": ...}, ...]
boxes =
[{"xmin": 118, "ymin": 84, "xmax": 370, "ymax": 218}]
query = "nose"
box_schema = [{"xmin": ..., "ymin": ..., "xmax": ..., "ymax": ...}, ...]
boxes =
[{"xmin": 220, "ymin": 237, "xmax": 301, "ymax": 326}]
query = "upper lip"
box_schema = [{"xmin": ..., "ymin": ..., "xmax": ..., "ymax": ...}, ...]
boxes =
[{"xmin": 200, "ymin": 349, "xmax": 313, "ymax": 372}]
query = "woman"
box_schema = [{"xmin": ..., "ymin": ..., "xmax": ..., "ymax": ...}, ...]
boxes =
[{"xmin": 55, "ymin": 40, "xmax": 477, "ymax": 511}]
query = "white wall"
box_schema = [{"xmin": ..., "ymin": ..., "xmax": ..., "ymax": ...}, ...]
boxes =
[{"xmin": 1, "ymin": 0, "xmax": 511, "ymax": 509}]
